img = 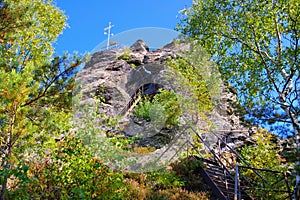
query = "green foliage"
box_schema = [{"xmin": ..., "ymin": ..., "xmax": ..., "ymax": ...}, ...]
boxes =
[
  {"xmin": 20, "ymin": 137, "xmax": 207, "ymax": 200},
  {"xmin": 170, "ymin": 157, "xmax": 203, "ymax": 191},
  {"xmin": 108, "ymin": 135, "xmax": 139, "ymax": 151},
  {"xmin": 134, "ymin": 96, "xmax": 152, "ymax": 121},
  {"xmin": 178, "ymin": 1, "xmax": 300, "ymax": 193},
  {"xmin": 134, "ymin": 90, "xmax": 181, "ymax": 127},
  {"xmin": 117, "ymin": 48, "xmax": 131, "ymax": 62},
  {"xmin": 0, "ymin": 0, "xmax": 67, "ymax": 67},
  {"xmin": 0, "ymin": 164, "xmax": 31, "ymax": 199},
  {"xmin": 146, "ymin": 169, "xmax": 185, "ymax": 189},
  {"xmin": 26, "ymin": 136, "xmax": 128, "ymax": 199},
  {"xmin": 240, "ymin": 129, "xmax": 290, "ymax": 199},
  {"xmin": 177, "ymin": 0, "xmax": 300, "ymax": 136},
  {"xmin": 0, "ymin": 0, "xmax": 216, "ymax": 199},
  {"xmin": 0, "ymin": 0, "xmax": 85, "ymax": 197},
  {"xmin": 181, "ymin": 40, "xmax": 221, "ymax": 100},
  {"xmin": 166, "ymin": 57, "xmax": 213, "ymax": 113},
  {"xmin": 153, "ymin": 90, "xmax": 181, "ymax": 127},
  {"xmin": 241, "ymin": 130, "xmax": 282, "ymax": 170}
]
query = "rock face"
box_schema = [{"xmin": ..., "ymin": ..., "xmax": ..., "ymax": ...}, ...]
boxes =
[
  {"xmin": 76, "ymin": 40, "xmax": 240, "ymax": 128},
  {"xmin": 130, "ymin": 39, "xmax": 149, "ymax": 53},
  {"xmin": 76, "ymin": 40, "xmax": 245, "ymax": 140},
  {"xmin": 73, "ymin": 39, "xmax": 297, "ymax": 172},
  {"xmin": 74, "ymin": 39, "xmax": 292, "ymax": 157}
]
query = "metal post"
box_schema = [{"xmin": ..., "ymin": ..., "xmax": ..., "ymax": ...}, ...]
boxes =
[{"xmin": 234, "ymin": 165, "xmax": 240, "ymax": 200}]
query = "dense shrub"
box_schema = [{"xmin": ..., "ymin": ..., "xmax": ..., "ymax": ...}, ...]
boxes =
[
  {"xmin": 26, "ymin": 136, "xmax": 128, "ymax": 199},
  {"xmin": 134, "ymin": 90, "xmax": 181, "ymax": 127}
]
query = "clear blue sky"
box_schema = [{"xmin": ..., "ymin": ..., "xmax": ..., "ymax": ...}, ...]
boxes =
[{"xmin": 54, "ymin": 0, "xmax": 192, "ymax": 55}]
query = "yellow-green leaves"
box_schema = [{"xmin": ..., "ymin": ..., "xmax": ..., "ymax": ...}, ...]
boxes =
[
  {"xmin": 241, "ymin": 129, "xmax": 282, "ymax": 170},
  {"xmin": 178, "ymin": 0, "xmax": 300, "ymax": 136},
  {"xmin": 0, "ymin": 1, "xmax": 80, "ymax": 198},
  {"xmin": 0, "ymin": 0, "xmax": 67, "ymax": 69},
  {"xmin": 240, "ymin": 129, "xmax": 290, "ymax": 199},
  {"xmin": 167, "ymin": 57, "xmax": 214, "ymax": 113}
]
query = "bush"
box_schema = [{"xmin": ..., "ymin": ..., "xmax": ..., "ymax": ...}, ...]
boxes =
[
  {"xmin": 134, "ymin": 90, "xmax": 181, "ymax": 127},
  {"xmin": 166, "ymin": 57, "xmax": 214, "ymax": 113},
  {"xmin": 240, "ymin": 129, "xmax": 290, "ymax": 199},
  {"xmin": 152, "ymin": 90, "xmax": 181, "ymax": 127},
  {"xmin": 26, "ymin": 136, "xmax": 128, "ymax": 199},
  {"xmin": 134, "ymin": 96, "xmax": 152, "ymax": 121}
]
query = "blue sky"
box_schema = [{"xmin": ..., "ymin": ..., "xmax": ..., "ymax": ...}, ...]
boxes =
[{"xmin": 54, "ymin": 0, "xmax": 192, "ymax": 55}]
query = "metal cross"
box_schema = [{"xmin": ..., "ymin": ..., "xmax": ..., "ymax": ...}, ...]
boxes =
[{"xmin": 104, "ymin": 22, "xmax": 114, "ymax": 50}]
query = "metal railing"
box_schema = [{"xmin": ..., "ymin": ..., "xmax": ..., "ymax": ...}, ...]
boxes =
[
  {"xmin": 187, "ymin": 127, "xmax": 292, "ymax": 200},
  {"xmin": 116, "ymin": 86, "xmax": 293, "ymax": 199},
  {"xmin": 167, "ymin": 126, "xmax": 293, "ymax": 200},
  {"xmin": 118, "ymin": 86, "xmax": 144, "ymax": 116},
  {"xmin": 234, "ymin": 165, "xmax": 292, "ymax": 200}
]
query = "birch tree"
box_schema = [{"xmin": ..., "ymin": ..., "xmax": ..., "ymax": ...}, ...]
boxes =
[{"xmin": 178, "ymin": 0, "xmax": 299, "ymax": 197}]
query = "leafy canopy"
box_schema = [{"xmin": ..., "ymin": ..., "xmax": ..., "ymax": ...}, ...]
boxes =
[
  {"xmin": 178, "ymin": 0, "xmax": 300, "ymax": 137},
  {"xmin": 0, "ymin": 0, "xmax": 84, "ymax": 198},
  {"xmin": 240, "ymin": 129, "xmax": 291, "ymax": 199},
  {"xmin": 0, "ymin": 0, "xmax": 67, "ymax": 68}
]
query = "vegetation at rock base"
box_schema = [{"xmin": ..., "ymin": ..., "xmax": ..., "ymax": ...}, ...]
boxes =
[
  {"xmin": 240, "ymin": 129, "xmax": 291, "ymax": 199},
  {"xmin": 2, "ymin": 136, "xmax": 213, "ymax": 199},
  {"xmin": 133, "ymin": 96, "xmax": 153, "ymax": 121},
  {"xmin": 132, "ymin": 48, "xmax": 221, "ymax": 130}
]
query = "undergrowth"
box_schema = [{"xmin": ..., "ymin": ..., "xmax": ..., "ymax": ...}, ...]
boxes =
[{"xmin": 3, "ymin": 136, "xmax": 214, "ymax": 199}]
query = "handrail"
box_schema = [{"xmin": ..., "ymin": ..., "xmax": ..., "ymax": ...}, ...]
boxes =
[
  {"xmin": 236, "ymin": 165, "xmax": 292, "ymax": 200},
  {"xmin": 208, "ymin": 130, "xmax": 270, "ymax": 185},
  {"xmin": 236, "ymin": 165, "xmax": 292, "ymax": 199},
  {"xmin": 116, "ymin": 86, "xmax": 292, "ymax": 199},
  {"xmin": 234, "ymin": 165, "xmax": 240, "ymax": 200},
  {"xmin": 184, "ymin": 126, "xmax": 292, "ymax": 199},
  {"xmin": 118, "ymin": 86, "xmax": 144, "ymax": 116},
  {"xmin": 210, "ymin": 130, "xmax": 292, "ymax": 199},
  {"xmin": 181, "ymin": 126, "xmax": 253, "ymax": 199},
  {"xmin": 185, "ymin": 127, "xmax": 234, "ymax": 178}
]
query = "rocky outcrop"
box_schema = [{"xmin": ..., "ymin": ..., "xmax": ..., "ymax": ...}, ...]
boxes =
[
  {"xmin": 75, "ymin": 40, "xmax": 180, "ymax": 116},
  {"xmin": 76, "ymin": 40, "xmax": 242, "ymax": 142},
  {"xmin": 75, "ymin": 40, "xmax": 243, "ymax": 129},
  {"xmin": 72, "ymin": 39, "xmax": 298, "ymax": 172}
]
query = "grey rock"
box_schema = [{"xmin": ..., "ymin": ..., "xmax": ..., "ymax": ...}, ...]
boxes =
[
  {"xmin": 130, "ymin": 39, "xmax": 149, "ymax": 53},
  {"xmin": 74, "ymin": 39, "xmax": 294, "ymax": 165}
]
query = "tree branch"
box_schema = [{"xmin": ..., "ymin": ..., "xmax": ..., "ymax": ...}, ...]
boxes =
[
  {"xmin": 251, "ymin": 25, "xmax": 281, "ymax": 94},
  {"xmin": 21, "ymin": 63, "xmax": 77, "ymax": 107}
]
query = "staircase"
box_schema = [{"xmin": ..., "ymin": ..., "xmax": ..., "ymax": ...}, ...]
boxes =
[
  {"xmin": 183, "ymin": 127, "xmax": 252, "ymax": 200},
  {"xmin": 185, "ymin": 127, "xmax": 292, "ymax": 200},
  {"xmin": 117, "ymin": 87, "xmax": 292, "ymax": 200},
  {"xmin": 199, "ymin": 158, "xmax": 251, "ymax": 200}
]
